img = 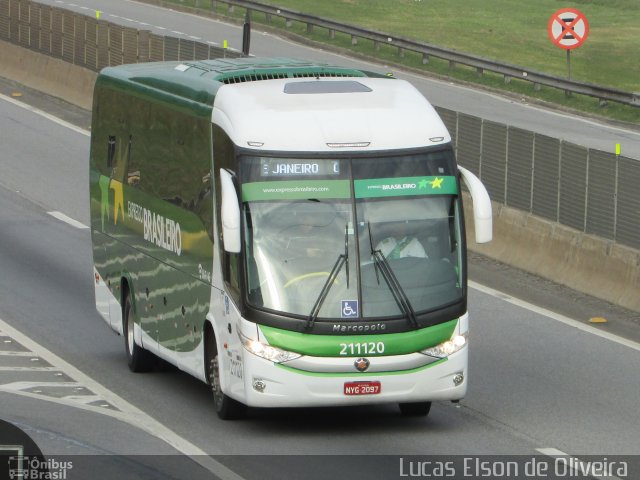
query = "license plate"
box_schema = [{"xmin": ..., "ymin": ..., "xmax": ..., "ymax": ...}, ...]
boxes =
[{"xmin": 344, "ymin": 381, "xmax": 381, "ymax": 396}]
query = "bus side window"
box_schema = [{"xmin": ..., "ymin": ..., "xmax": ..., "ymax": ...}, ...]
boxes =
[
  {"xmin": 125, "ymin": 135, "xmax": 141, "ymax": 187},
  {"xmin": 213, "ymin": 125, "xmax": 242, "ymax": 304},
  {"xmin": 224, "ymin": 250, "xmax": 241, "ymax": 299},
  {"xmin": 107, "ymin": 136, "xmax": 116, "ymax": 169}
]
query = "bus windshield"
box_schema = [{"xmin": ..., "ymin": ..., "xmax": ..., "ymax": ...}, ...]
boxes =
[{"xmin": 240, "ymin": 150, "xmax": 463, "ymax": 322}]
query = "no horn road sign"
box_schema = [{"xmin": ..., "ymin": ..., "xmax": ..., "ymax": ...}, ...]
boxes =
[{"xmin": 548, "ymin": 8, "xmax": 589, "ymax": 50}]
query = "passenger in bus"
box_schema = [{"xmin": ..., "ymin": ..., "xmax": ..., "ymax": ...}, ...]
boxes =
[{"xmin": 375, "ymin": 221, "xmax": 427, "ymax": 259}]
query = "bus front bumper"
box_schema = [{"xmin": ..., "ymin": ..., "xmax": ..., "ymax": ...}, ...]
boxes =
[{"xmin": 239, "ymin": 348, "xmax": 468, "ymax": 408}]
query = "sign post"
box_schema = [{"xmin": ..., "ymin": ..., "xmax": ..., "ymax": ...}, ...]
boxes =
[{"xmin": 547, "ymin": 8, "xmax": 589, "ymax": 88}]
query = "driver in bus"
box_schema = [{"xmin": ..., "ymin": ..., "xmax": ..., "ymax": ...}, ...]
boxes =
[
  {"xmin": 287, "ymin": 209, "xmax": 341, "ymax": 259},
  {"xmin": 375, "ymin": 220, "xmax": 427, "ymax": 259}
]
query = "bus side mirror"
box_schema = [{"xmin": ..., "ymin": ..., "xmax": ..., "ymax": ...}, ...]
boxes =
[
  {"xmin": 220, "ymin": 168, "xmax": 241, "ymax": 253},
  {"xmin": 458, "ymin": 166, "xmax": 492, "ymax": 244}
]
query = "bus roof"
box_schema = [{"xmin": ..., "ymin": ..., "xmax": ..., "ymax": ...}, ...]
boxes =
[
  {"xmin": 96, "ymin": 58, "xmax": 450, "ymax": 152},
  {"xmin": 213, "ymin": 77, "xmax": 450, "ymax": 152},
  {"xmin": 96, "ymin": 58, "xmax": 375, "ymax": 106}
]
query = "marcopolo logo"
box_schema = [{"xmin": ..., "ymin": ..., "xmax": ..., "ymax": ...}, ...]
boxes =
[{"xmin": 1, "ymin": 419, "xmax": 73, "ymax": 479}]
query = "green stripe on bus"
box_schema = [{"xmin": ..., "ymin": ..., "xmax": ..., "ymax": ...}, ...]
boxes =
[
  {"xmin": 242, "ymin": 180, "xmax": 351, "ymax": 201},
  {"xmin": 276, "ymin": 358, "xmax": 446, "ymax": 377},
  {"xmin": 259, "ymin": 320, "xmax": 457, "ymax": 357},
  {"xmin": 354, "ymin": 176, "xmax": 457, "ymax": 198}
]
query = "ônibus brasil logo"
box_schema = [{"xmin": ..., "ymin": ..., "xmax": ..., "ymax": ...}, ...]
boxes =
[{"xmin": 1, "ymin": 418, "xmax": 73, "ymax": 479}]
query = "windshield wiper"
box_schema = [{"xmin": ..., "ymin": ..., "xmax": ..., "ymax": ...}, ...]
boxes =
[
  {"xmin": 367, "ymin": 223, "xmax": 419, "ymax": 329},
  {"xmin": 306, "ymin": 224, "xmax": 349, "ymax": 330}
]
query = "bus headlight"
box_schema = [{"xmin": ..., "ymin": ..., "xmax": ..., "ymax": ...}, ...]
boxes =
[
  {"xmin": 240, "ymin": 334, "xmax": 301, "ymax": 363},
  {"xmin": 420, "ymin": 333, "xmax": 467, "ymax": 359}
]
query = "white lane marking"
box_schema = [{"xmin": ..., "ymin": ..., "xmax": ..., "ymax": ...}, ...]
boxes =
[
  {"xmin": 536, "ymin": 448, "xmax": 626, "ymax": 480},
  {"xmin": 1, "ymin": 386, "xmax": 115, "ymax": 413},
  {"xmin": 3, "ymin": 381, "xmax": 80, "ymax": 389},
  {"xmin": 0, "ymin": 93, "xmax": 90, "ymax": 137},
  {"xmin": 48, "ymin": 211, "xmax": 89, "ymax": 229},
  {"xmin": 470, "ymin": 281, "xmax": 640, "ymax": 352},
  {"xmin": 537, "ymin": 447, "xmax": 567, "ymax": 456},
  {"xmin": 0, "ymin": 367, "xmax": 60, "ymax": 372},
  {"xmin": 0, "ymin": 317, "xmax": 246, "ymax": 480},
  {"xmin": 61, "ymin": 394, "xmax": 109, "ymax": 405},
  {"xmin": 0, "ymin": 328, "xmax": 118, "ymax": 410},
  {"xmin": 0, "ymin": 375, "xmax": 115, "ymax": 410},
  {"xmin": 3, "ymin": 381, "xmax": 107, "ymax": 406}
]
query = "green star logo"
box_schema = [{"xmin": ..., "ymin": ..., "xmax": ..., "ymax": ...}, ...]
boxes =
[
  {"xmin": 430, "ymin": 177, "xmax": 444, "ymax": 189},
  {"xmin": 110, "ymin": 179, "xmax": 125, "ymax": 225}
]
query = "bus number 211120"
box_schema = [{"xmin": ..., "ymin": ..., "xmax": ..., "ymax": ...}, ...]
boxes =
[{"xmin": 339, "ymin": 342, "xmax": 385, "ymax": 356}]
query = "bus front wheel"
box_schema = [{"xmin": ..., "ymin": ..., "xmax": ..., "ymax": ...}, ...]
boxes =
[
  {"xmin": 123, "ymin": 294, "xmax": 155, "ymax": 372},
  {"xmin": 206, "ymin": 333, "xmax": 247, "ymax": 420},
  {"xmin": 399, "ymin": 401, "xmax": 432, "ymax": 417}
]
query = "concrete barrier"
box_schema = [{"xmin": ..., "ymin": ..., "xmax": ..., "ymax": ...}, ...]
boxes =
[
  {"xmin": 2, "ymin": 39, "xmax": 638, "ymax": 313},
  {"xmin": 464, "ymin": 193, "xmax": 640, "ymax": 312},
  {"xmin": 0, "ymin": 42, "xmax": 96, "ymax": 110}
]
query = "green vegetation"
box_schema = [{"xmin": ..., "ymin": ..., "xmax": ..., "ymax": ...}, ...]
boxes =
[{"xmin": 170, "ymin": 0, "xmax": 640, "ymax": 123}]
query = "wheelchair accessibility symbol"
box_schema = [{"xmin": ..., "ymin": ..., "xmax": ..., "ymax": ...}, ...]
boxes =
[{"xmin": 341, "ymin": 300, "xmax": 358, "ymax": 318}]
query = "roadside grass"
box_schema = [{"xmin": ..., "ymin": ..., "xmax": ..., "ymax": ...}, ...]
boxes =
[{"xmin": 169, "ymin": 0, "xmax": 640, "ymax": 124}]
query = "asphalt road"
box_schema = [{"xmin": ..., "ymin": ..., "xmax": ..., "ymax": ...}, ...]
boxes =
[
  {"xmin": 1, "ymin": 2, "xmax": 640, "ymax": 477},
  {"xmin": 32, "ymin": 0, "xmax": 640, "ymax": 159},
  {"xmin": 0, "ymin": 81, "xmax": 639, "ymax": 480}
]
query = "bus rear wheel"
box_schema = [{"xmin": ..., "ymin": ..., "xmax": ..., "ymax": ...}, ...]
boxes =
[
  {"xmin": 206, "ymin": 334, "xmax": 246, "ymax": 420},
  {"xmin": 123, "ymin": 294, "xmax": 155, "ymax": 372},
  {"xmin": 399, "ymin": 401, "xmax": 432, "ymax": 417}
]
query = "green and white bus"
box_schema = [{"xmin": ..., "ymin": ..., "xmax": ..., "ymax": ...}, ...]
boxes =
[{"xmin": 89, "ymin": 58, "xmax": 492, "ymax": 419}]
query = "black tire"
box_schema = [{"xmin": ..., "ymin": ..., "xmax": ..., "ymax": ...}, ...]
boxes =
[
  {"xmin": 123, "ymin": 294, "xmax": 155, "ymax": 373},
  {"xmin": 399, "ymin": 401, "xmax": 432, "ymax": 417},
  {"xmin": 206, "ymin": 333, "xmax": 247, "ymax": 420}
]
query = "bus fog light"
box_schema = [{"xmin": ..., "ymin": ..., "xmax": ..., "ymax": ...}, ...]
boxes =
[
  {"xmin": 453, "ymin": 373, "xmax": 464, "ymax": 386},
  {"xmin": 253, "ymin": 379, "xmax": 266, "ymax": 392}
]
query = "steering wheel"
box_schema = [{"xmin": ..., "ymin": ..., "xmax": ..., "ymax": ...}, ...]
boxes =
[{"xmin": 284, "ymin": 271, "xmax": 333, "ymax": 289}]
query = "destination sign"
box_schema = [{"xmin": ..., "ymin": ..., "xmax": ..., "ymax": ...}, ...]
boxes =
[{"xmin": 261, "ymin": 159, "xmax": 341, "ymax": 177}]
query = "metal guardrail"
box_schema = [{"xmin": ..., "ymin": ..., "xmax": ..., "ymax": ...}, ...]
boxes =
[
  {"xmin": 210, "ymin": 0, "xmax": 639, "ymax": 108},
  {"xmin": 436, "ymin": 108, "xmax": 639, "ymax": 250},
  {"xmin": 0, "ymin": 0, "xmax": 243, "ymax": 72},
  {"xmin": 1, "ymin": 0, "xmax": 638, "ymax": 251}
]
